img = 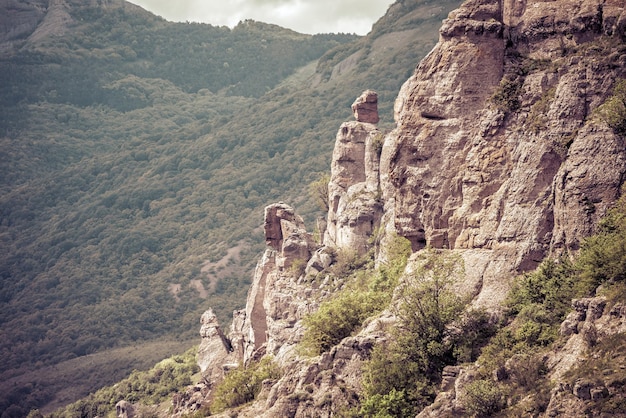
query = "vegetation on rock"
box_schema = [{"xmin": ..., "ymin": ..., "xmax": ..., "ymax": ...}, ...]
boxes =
[
  {"xmin": 359, "ymin": 249, "xmax": 480, "ymax": 417},
  {"xmin": 300, "ymin": 235, "xmax": 411, "ymax": 356},
  {"xmin": 209, "ymin": 357, "xmax": 282, "ymax": 414},
  {"xmin": 595, "ymin": 80, "xmax": 626, "ymax": 135}
]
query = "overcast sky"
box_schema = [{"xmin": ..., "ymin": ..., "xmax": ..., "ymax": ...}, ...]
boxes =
[{"xmin": 130, "ymin": 0, "xmax": 394, "ymax": 35}]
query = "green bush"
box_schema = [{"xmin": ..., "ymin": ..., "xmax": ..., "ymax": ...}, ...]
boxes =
[
  {"xmin": 595, "ymin": 79, "xmax": 626, "ymax": 135},
  {"xmin": 210, "ymin": 357, "xmax": 282, "ymax": 413},
  {"xmin": 463, "ymin": 379, "xmax": 505, "ymax": 417},
  {"xmin": 308, "ymin": 172, "xmax": 331, "ymax": 212},
  {"xmin": 359, "ymin": 389, "xmax": 415, "ymax": 418},
  {"xmin": 394, "ymin": 249, "xmax": 467, "ymax": 375},
  {"xmin": 505, "ymin": 258, "xmax": 577, "ymax": 347},
  {"xmin": 492, "ymin": 75, "xmax": 523, "ymax": 113},
  {"xmin": 300, "ymin": 290, "xmax": 387, "ymax": 355},
  {"xmin": 360, "ymin": 249, "xmax": 467, "ymax": 416},
  {"xmin": 300, "ymin": 235, "xmax": 411, "ymax": 356},
  {"xmin": 576, "ymin": 192, "xmax": 626, "ymax": 293}
]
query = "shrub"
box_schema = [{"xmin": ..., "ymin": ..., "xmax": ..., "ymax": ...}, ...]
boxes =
[
  {"xmin": 576, "ymin": 191, "xmax": 626, "ymax": 293},
  {"xmin": 394, "ymin": 249, "xmax": 467, "ymax": 375},
  {"xmin": 300, "ymin": 289, "xmax": 387, "ymax": 355},
  {"xmin": 595, "ymin": 79, "xmax": 626, "ymax": 135},
  {"xmin": 452, "ymin": 309, "xmax": 498, "ymax": 364},
  {"xmin": 300, "ymin": 235, "xmax": 411, "ymax": 356},
  {"xmin": 506, "ymin": 258, "xmax": 576, "ymax": 347},
  {"xmin": 359, "ymin": 389, "xmax": 415, "ymax": 418},
  {"xmin": 210, "ymin": 357, "xmax": 281, "ymax": 413},
  {"xmin": 492, "ymin": 75, "xmax": 523, "ymax": 113},
  {"xmin": 360, "ymin": 249, "xmax": 467, "ymax": 416},
  {"xmin": 463, "ymin": 379, "xmax": 505, "ymax": 417},
  {"xmin": 308, "ymin": 172, "xmax": 330, "ymax": 212}
]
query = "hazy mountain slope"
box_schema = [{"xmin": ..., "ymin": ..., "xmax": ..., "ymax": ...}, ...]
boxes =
[{"xmin": 0, "ymin": 0, "xmax": 462, "ymax": 415}]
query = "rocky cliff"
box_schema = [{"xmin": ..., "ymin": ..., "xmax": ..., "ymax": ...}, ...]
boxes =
[{"xmin": 179, "ymin": 0, "xmax": 626, "ymax": 416}]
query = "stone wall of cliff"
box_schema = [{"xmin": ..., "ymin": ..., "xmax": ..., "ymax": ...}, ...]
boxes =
[{"xmin": 382, "ymin": 0, "xmax": 626, "ymax": 309}]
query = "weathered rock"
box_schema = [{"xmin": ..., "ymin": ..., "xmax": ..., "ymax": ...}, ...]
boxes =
[
  {"xmin": 196, "ymin": 309, "xmax": 234, "ymax": 383},
  {"xmin": 228, "ymin": 203, "xmax": 319, "ymax": 365},
  {"xmin": 188, "ymin": 0, "xmax": 626, "ymax": 415},
  {"xmin": 380, "ymin": 0, "xmax": 626, "ymax": 310},
  {"xmin": 264, "ymin": 202, "xmax": 315, "ymax": 270},
  {"xmin": 304, "ymin": 247, "xmax": 333, "ymax": 276},
  {"xmin": 351, "ymin": 89, "xmax": 380, "ymax": 124},
  {"xmin": 115, "ymin": 400, "xmax": 135, "ymax": 418},
  {"xmin": 573, "ymin": 379, "xmax": 593, "ymax": 400},
  {"xmin": 325, "ymin": 93, "xmax": 384, "ymax": 255}
]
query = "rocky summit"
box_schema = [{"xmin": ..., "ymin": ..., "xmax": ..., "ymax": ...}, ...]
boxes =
[{"xmin": 176, "ymin": 0, "xmax": 626, "ymax": 416}]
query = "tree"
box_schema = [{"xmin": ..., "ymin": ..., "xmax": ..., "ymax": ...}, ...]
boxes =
[
  {"xmin": 361, "ymin": 248, "xmax": 467, "ymax": 417},
  {"xmin": 308, "ymin": 172, "xmax": 330, "ymax": 212}
]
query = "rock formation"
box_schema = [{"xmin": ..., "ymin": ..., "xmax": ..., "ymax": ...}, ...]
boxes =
[
  {"xmin": 179, "ymin": 0, "xmax": 626, "ymax": 415},
  {"xmin": 115, "ymin": 400, "xmax": 134, "ymax": 418},
  {"xmin": 196, "ymin": 202, "xmax": 319, "ymax": 378},
  {"xmin": 196, "ymin": 309, "xmax": 234, "ymax": 383},
  {"xmin": 351, "ymin": 89, "xmax": 380, "ymax": 124},
  {"xmin": 381, "ymin": 0, "xmax": 626, "ymax": 309},
  {"xmin": 325, "ymin": 90, "xmax": 384, "ymax": 256}
]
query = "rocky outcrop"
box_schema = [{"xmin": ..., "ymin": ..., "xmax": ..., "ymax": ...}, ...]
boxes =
[
  {"xmin": 185, "ymin": 104, "xmax": 391, "ymax": 413},
  {"xmin": 324, "ymin": 90, "xmax": 384, "ymax": 256},
  {"xmin": 196, "ymin": 309, "xmax": 234, "ymax": 383},
  {"xmin": 227, "ymin": 202, "xmax": 318, "ymax": 366},
  {"xmin": 351, "ymin": 89, "xmax": 380, "ymax": 124},
  {"xmin": 115, "ymin": 400, "xmax": 135, "ymax": 418},
  {"xmin": 380, "ymin": 0, "xmax": 626, "ymax": 309}
]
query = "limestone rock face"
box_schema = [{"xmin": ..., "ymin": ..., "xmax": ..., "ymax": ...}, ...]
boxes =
[
  {"xmin": 325, "ymin": 92, "xmax": 384, "ymax": 256},
  {"xmin": 264, "ymin": 202, "xmax": 314, "ymax": 270},
  {"xmin": 380, "ymin": 0, "xmax": 626, "ymax": 309}
]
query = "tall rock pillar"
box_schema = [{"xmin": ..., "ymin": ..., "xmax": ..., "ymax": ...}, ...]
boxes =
[{"xmin": 324, "ymin": 90, "xmax": 384, "ymax": 255}]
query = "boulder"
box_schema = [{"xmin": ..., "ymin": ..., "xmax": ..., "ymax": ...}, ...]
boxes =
[{"xmin": 351, "ymin": 89, "xmax": 380, "ymax": 124}]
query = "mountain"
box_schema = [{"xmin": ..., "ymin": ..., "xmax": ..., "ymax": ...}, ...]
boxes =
[{"xmin": 0, "ymin": 0, "xmax": 463, "ymax": 415}]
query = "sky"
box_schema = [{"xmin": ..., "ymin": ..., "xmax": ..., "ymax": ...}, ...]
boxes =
[{"xmin": 130, "ymin": 0, "xmax": 394, "ymax": 35}]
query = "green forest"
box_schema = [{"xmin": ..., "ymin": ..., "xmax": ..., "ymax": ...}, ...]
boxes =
[{"xmin": 0, "ymin": 0, "xmax": 462, "ymax": 415}]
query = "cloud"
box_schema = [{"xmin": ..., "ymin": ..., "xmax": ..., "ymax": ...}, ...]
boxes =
[{"xmin": 130, "ymin": 0, "xmax": 393, "ymax": 34}]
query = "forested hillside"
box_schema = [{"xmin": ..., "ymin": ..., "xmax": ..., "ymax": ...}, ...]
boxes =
[{"xmin": 0, "ymin": 0, "xmax": 462, "ymax": 415}]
